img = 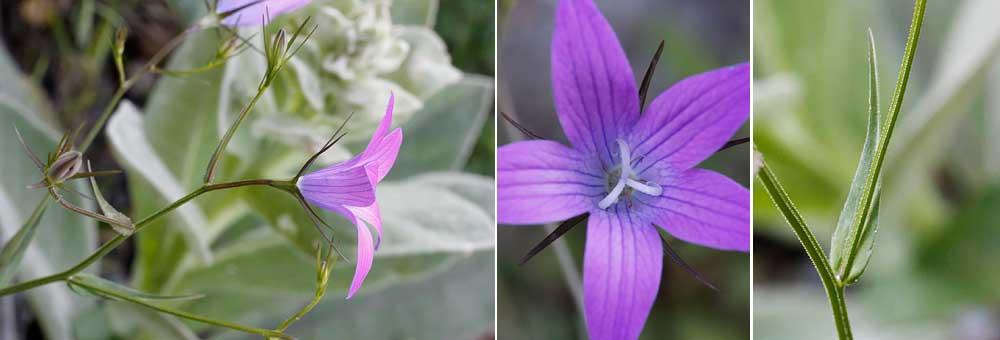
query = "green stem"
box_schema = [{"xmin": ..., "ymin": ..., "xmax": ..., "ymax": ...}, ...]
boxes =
[
  {"xmin": 79, "ymin": 28, "xmax": 193, "ymax": 151},
  {"xmin": 1, "ymin": 25, "xmax": 196, "ymax": 295},
  {"xmin": 0, "ymin": 179, "xmax": 291, "ymax": 297},
  {"xmin": 66, "ymin": 275, "xmax": 291, "ymax": 339},
  {"xmin": 758, "ymin": 160, "xmax": 853, "ymax": 340},
  {"xmin": 203, "ymin": 85, "xmax": 269, "ymax": 183},
  {"xmin": 840, "ymin": 0, "xmax": 926, "ymax": 277},
  {"xmin": 275, "ymin": 291, "xmax": 323, "ymax": 332}
]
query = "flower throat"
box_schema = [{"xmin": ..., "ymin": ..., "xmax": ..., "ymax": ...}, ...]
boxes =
[{"xmin": 598, "ymin": 139, "xmax": 662, "ymax": 209}]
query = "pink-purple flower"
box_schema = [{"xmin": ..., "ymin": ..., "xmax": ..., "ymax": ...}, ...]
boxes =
[
  {"xmin": 217, "ymin": 0, "xmax": 311, "ymax": 27},
  {"xmin": 298, "ymin": 95, "xmax": 402, "ymax": 299},
  {"xmin": 497, "ymin": 0, "xmax": 749, "ymax": 339}
]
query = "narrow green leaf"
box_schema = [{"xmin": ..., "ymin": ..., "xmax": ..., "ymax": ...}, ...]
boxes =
[
  {"xmin": 0, "ymin": 201, "xmax": 48, "ymax": 285},
  {"xmin": 87, "ymin": 165, "xmax": 133, "ymax": 236},
  {"xmin": 829, "ymin": 29, "xmax": 881, "ymax": 282},
  {"xmin": 67, "ymin": 273, "xmax": 204, "ymax": 303}
]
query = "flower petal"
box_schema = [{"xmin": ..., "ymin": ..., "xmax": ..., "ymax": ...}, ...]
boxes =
[
  {"xmin": 584, "ymin": 208, "xmax": 662, "ymax": 340},
  {"xmin": 365, "ymin": 128, "xmax": 402, "ymax": 183},
  {"xmin": 638, "ymin": 169, "xmax": 750, "ymax": 251},
  {"xmin": 326, "ymin": 95, "xmax": 402, "ymax": 183},
  {"xmin": 218, "ymin": 0, "xmax": 311, "ymax": 27},
  {"xmin": 552, "ymin": 0, "xmax": 639, "ymax": 164},
  {"xmin": 347, "ymin": 212, "xmax": 375, "ymax": 299},
  {"xmin": 310, "ymin": 195, "xmax": 380, "ymax": 299},
  {"xmin": 366, "ymin": 93, "xmax": 395, "ymax": 145},
  {"xmin": 347, "ymin": 163, "xmax": 384, "ymax": 249},
  {"xmin": 348, "ymin": 202, "xmax": 383, "ymax": 250},
  {"xmin": 628, "ymin": 63, "xmax": 749, "ymax": 173},
  {"xmin": 298, "ymin": 165, "xmax": 376, "ymax": 208},
  {"xmin": 497, "ymin": 140, "xmax": 604, "ymax": 225}
]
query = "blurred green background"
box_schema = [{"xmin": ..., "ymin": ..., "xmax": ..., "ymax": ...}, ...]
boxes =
[
  {"xmin": 498, "ymin": 0, "xmax": 749, "ymax": 339},
  {"xmin": 754, "ymin": 0, "xmax": 1000, "ymax": 339}
]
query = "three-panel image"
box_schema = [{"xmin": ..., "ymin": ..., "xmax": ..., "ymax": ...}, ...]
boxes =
[{"xmin": 0, "ymin": 0, "xmax": 988, "ymax": 339}]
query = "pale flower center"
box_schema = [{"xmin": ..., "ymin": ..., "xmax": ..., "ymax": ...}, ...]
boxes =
[{"xmin": 597, "ymin": 139, "xmax": 662, "ymax": 209}]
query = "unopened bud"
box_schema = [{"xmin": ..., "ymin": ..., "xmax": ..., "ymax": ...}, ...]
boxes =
[
  {"xmin": 113, "ymin": 27, "xmax": 128, "ymax": 56},
  {"xmin": 271, "ymin": 29, "xmax": 287, "ymax": 62},
  {"xmin": 48, "ymin": 151, "xmax": 83, "ymax": 183}
]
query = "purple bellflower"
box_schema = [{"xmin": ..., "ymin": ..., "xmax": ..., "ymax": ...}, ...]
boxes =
[
  {"xmin": 298, "ymin": 95, "xmax": 402, "ymax": 299},
  {"xmin": 217, "ymin": 0, "xmax": 312, "ymax": 27},
  {"xmin": 497, "ymin": 0, "xmax": 749, "ymax": 339}
]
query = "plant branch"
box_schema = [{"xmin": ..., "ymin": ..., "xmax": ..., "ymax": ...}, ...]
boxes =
[
  {"xmin": 757, "ymin": 159, "xmax": 852, "ymax": 339},
  {"xmin": 66, "ymin": 275, "xmax": 292, "ymax": 339},
  {"xmin": 80, "ymin": 28, "xmax": 194, "ymax": 151},
  {"xmin": 0, "ymin": 179, "xmax": 291, "ymax": 297},
  {"xmin": 840, "ymin": 0, "xmax": 926, "ymax": 280}
]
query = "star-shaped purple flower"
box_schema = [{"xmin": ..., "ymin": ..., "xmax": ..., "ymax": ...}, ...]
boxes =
[
  {"xmin": 298, "ymin": 95, "xmax": 402, "ymax": 299},
  {"xmin": 217, "ymin": 0, "xmax": 312, "ymax": 27},
  {"xmin": 497, "ymin": 0, "xmax": 749, "ymax": 338}
]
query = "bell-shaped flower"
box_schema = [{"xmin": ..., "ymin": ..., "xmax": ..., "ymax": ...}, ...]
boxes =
[{"xmin": 297, "ymin": 94, "xmax": 402, "ymax": 298}]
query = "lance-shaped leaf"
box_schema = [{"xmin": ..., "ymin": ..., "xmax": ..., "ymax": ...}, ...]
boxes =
[
  {"xmin": 67, "ymin": 273, "xmax": 204, "ymax": 304},
  {"xmin": 87, "ymin": 166, "xmax": 134, "ymax": 236},
  {"xmin": 0, "ymin": 201, "xmax": 48, "ymax": 285},
  {"xmin": 829, "ymin": 29, "xmax": 882, "ymax": 283}
]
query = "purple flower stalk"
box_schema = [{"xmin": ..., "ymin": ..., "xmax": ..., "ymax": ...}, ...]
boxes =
[
  {"xmin": 217, "ymin": 0, "xmax": 311, "ymax": 27},
  {"xmin": 497, "ymin": 0, "xmax": 749, "ymax": 338},
  {"xmin": 298, "ymin": 95, "xmax": 402, "ymax": 299}
]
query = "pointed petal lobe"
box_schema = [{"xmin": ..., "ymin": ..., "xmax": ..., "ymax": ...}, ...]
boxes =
[
  {"xmin": 584, "ymin": 208, "xmax": 662, "ymax": 340},
  {"xmin": 347, "ymin": 214, "xmax": 375, "ymax": 299},
  {"xmin": 639, "ymin": 169, "xmax": 750, "ymax": 251},
  {"xmin": 497, "ymin": 140, "xmax": 604, "ymax": 225},
  {"xmin": 328, "ymin": 95, "xmax": 402, "ymax": 182},
  {"xmin": 552, "ymin": 0, "xmax": 639, "ymax": 164},
  {"xmin": 628, "ymin": 63, "xmax": 749, "ymax": 173},
  {"xmin": 366, "ymin": 128, "xmax": 402, "ymax": 182}
]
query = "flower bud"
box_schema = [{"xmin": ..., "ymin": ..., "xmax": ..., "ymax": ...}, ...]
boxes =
[
  {"xmin": 270, "ymin": 29, "xmax": 287, "ymax": 64},
  {"xmin": 113, "ymin": 27, "xmax": 128, "ymax": 56},
  {"xmin": 48, "ymin": 151, "xmax": 83, "ymax": 183}
]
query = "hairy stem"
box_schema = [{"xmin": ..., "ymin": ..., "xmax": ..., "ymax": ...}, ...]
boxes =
[{"xmin": 757, "ymin": 160, "xmax": 852, "ymax": 339}]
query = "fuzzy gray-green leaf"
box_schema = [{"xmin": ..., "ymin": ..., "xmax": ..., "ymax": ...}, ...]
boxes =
[{"xmin": 829, "ymin": 28, "xmax": 881, "ymax": 283}]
